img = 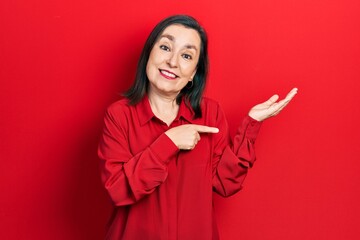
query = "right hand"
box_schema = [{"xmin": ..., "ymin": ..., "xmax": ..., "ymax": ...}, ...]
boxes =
[{"xmin": 165, "ymin": 124, "xmax": 219, "ymax": 150}]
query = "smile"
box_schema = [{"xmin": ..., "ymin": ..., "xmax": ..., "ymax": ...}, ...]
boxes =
[{"xmin": 159, "ymin": 69, "xmax": 178, "ymax": 79}]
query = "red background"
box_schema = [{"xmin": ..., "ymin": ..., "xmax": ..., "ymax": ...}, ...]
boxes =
[{"xmin": 1, "ymin": 0, "xmax": 359, "ymax": 239}]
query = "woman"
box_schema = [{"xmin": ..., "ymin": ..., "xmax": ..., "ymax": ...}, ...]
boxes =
[{"xmin": 98, "ymin": 15, "xmax": 297, "ymax": 240}]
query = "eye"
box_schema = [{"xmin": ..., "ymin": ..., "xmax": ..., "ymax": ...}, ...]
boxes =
[
  {"xmin": 182, "ymin": 53, "xmax": 192, "ymax": 60},
  {"xmin": 160, "ymin": 45, "xmax": 170, "ymax": 51}
]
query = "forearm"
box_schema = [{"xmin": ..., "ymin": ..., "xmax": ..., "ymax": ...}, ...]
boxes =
[
  {"xmin": 212, "ymin": 115, "xmax": 262, "ymax": 197},
  {"xmin": 99, "ymin": 132, "xmax": 179, "ymax": 206}
]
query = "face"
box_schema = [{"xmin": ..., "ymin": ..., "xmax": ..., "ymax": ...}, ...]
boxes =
[{"xmin": 146, "ymin": 24, "xmax": 201, "ymax": 97}]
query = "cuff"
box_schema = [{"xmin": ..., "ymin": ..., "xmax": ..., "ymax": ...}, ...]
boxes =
[
  {"xmin": 241, "ymin": 115, "xmax": 262, "ymax": 142},
  {"xmin": 149, "ymin": 133, "xmax": 180, "ymax": 165}
]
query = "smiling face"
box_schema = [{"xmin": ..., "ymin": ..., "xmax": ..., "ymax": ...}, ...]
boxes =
[{"xmin": 146, "ymin": 24, "xmax": 201, "ymax": 97}]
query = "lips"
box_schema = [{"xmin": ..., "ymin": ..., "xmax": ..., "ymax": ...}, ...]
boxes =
[{"xmin": 159, "ymin": 69, "xmax": 178, "ymax": 79}]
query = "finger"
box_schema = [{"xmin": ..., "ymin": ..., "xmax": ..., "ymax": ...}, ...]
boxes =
[
  {"xmin": 186, "ymin": 145, "xmax": 194, "ymax": 151},
  {"xmin": 276, "ymin": 88, "xmax": 298, "ymax": 109},
  {"xmin": 263, "ymin": 94, "xmax": 279, "ymax": 106},
  {"xmin": 274, "ymin": 101, "xmax": 289, "ymax": 115},
  {"xmin": 289, "ymin": 87, "xmax": 298, "ymax": 94},
  {"xmin": 192, "ymin": 125, "xmax": 219, "ymax": 133},
  {"xmin": 196, "ymin": 132, "xmax": 201, "ymax": 142},
  {"xmin": 268, "ymin": 88, "xmax": 297, "ymax": 106},
  {"xmin": 269, "ymin": 98, "xmax": 290, "ymax": 115},
  {"xmin": 270, "ymin": 103, "xmax": 289, "ymax": 117},
  {"xmin": 284, "ymin": 88, "xmax": 298, "ymax": 101},
  {"xmin": 193, "ymin": 132, "xmax": 200, "ymax": 144},
  {"xmin": 270, "ymin": 88, "xmax": 298, "ymax": 115}
]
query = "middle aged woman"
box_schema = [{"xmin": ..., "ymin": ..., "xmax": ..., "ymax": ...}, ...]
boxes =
[{"xmin": 98, "ymin": 15, "xmax": 298, "ymax": 240}]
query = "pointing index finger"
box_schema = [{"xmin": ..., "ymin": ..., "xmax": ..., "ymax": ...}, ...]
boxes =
[{"xmin": 192, "ymin": 124, "xmax": 219, "ymax": 133}]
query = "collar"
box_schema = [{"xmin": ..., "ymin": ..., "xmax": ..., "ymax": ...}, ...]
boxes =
[{"xmin": 135, "ymin": 94, "xmax": 195, "ymax": 126}]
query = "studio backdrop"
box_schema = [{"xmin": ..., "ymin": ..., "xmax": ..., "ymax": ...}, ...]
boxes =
[{"xmin": 1, "ymin": 0, "xmax": 359, "ymax": 239}]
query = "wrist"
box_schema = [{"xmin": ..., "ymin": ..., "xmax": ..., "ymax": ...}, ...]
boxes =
[{"xmin": 248, "ymin": 113, "xmax": 263, "ymax": 122}]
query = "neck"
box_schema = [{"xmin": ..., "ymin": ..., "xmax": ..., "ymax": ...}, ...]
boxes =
[{"xmin": 148, "ymin": 89, "xmax": 180, "ymax": 126}]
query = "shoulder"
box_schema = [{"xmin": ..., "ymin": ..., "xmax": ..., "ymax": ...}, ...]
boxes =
[
  {"xmin": 201, "ymin": 97, "xmax": 221, "ymax": 109},
  {"xmin": 201, "ymin": 97, "xmax": 224, "ymax": 115},
  {"xmin": 104, "ymin": 98, "xmax": 134, "ymax": 123},
  {"xmin": 106, "ymin": 98, "xmax": 131, "ymax": 114},
  {"xmin": 200, "ymin": 97, "xmax": 227, "ymax": 126}
]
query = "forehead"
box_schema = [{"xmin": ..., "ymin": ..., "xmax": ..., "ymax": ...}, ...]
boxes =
[{"xmin": 158, "ymin": 24, "xmax": 201, "ymax": 48}]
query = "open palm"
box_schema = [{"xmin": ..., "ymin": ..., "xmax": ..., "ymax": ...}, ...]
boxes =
[{"xmin": 249, "ymin": 88, "xmax": 298, "ymax": 121}]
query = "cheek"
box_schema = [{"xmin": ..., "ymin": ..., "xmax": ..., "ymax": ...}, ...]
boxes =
[
  {"xmin": 146, "ymin": 57, "xmax": 158, "ymax": 78},
  {"xmin": 146, "ymin": 68, "xmax": 157, "ymax": 84},
  {"xmin": 145, "ymin": 61, "xmax": 151, "ymax": 74},
  {"xmin": 182, "ymin": 62, "xmax": 197, "ymax": 77}
]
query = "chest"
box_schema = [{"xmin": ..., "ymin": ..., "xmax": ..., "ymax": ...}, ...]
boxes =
[{"xmin": 128, "ymin": 118, "xmax": 213, "ymax": 168}]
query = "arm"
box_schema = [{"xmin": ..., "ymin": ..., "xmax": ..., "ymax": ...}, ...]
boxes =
[
  {"xmin": 98, "ymin": 106, "xmax": 179, "ymax": 206},
  {"xmin": 212, "ymin": 88, "xmax": 297, "ymax": 196},
  {"xmin": 212, "ymin": 105, "xmax": 262, "ymax": 197}
]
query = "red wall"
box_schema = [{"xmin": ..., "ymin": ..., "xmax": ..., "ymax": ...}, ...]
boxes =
[{"xmin": 1, "ymin": 0, "xmax": 359, "ymax": 239}]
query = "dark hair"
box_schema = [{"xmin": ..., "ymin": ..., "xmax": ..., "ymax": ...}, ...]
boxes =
[{"xmin": 123, "ymin": 15, "xmax": 209, "ymax": 119}]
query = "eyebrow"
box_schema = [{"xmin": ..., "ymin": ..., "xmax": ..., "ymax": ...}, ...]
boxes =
[{"xmin": 159, "ymin": 34, "xmax": 198, "ymax": 51}]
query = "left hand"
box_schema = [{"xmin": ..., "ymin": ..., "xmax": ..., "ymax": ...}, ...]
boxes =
[{"xmin": 248, "ymin": 88, "xmax": 298, "ymax": 121}]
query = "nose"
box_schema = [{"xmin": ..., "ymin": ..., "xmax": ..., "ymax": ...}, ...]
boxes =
[{"xmin": 166, "ymin": 52, "xmax": 178, "ymax": 68}]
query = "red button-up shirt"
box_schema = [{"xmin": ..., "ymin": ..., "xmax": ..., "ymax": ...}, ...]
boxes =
[{"xmin": 98, "ymin": 95, "xmax": 261, "ymax": 240}]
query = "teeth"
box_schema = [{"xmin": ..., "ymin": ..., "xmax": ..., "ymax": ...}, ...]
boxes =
[{"xmin": 161, "ymin": 70, "xmax": 176, "ymax": 78}]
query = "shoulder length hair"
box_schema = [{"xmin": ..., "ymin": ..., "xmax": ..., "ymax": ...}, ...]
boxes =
[{"xmin": 123, "ymin": 15, "xmax": 209, "ymax": 119}]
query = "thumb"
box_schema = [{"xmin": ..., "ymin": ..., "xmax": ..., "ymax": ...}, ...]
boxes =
[{"xmin": 265, "ymin": 94, "xmax": 279, "ymax": 105}]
